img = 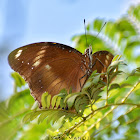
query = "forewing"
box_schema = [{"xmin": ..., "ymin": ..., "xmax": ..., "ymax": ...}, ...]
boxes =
[{"xmin": 8, "ymin": 42, "xmax": 86, "ymax": 105}]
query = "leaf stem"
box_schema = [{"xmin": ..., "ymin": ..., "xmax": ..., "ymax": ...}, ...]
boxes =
[
  {"xmin": 106, "ymin": 73, "xmax": 109, "ymax": 105},
  {"xmin": 121, "ymin": 79, "xmax": 140, "ymax": 103}
]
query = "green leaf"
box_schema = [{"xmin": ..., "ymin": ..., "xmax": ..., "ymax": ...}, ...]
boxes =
[
  {"xmin": 112, "ymin": 55, "xmax": 122, "ymax": 62},
  {"xmin": 90, "ymin": 70, "xmax": 97, "ymax": 77},
  {"xmin": 38, "ymin": 111, "xmax": 51, "ymax": 124},
  {"xmin": 109, "ymin": 70, "xmax": 123, "ymax": 83},
  {"xmin": 127, "ymin": 67, "xmax": 140, "ymax": 78},
  {"xmin": 107, "ymin": 60, "xmax": 126, "ymax": 77},
  {"xmin": 67, "ymin": 94, "xmax": 80, "ymax": 109},
  {"xmin": 57, "ymin": 89, "xmax": 68, "ymax": 98},
  {"xmin": 74, "ymin": 95, "xmax": 89, "ymax": 114},
  {"xmin": 91, "ymin": 74, "xmax": 101, "ymax": 85},
  {"xmin": 30, "ymin": 111, "xmax": 43, "ymax": 121},
  {"xmin": 52, "ymin": 115, "xmax": 65, "ymax": 130},
  {"xmin": 92, "ymin": 90, "xmax": 102, "ymax": 103},
  {"xmin": 31, "ymin": 101, "xmax": 39, "ymax": 110},
  {"xmin": 55, "ymin": 97, "xmax": 61, "ymax": 108},
  {"xmin": 60, "ymin": 97, "xmax": 66, "ymax": 109},
  {"xmin": 41, "ymin": 92, "xmax": 48, "ymax": 108},
  {"xmin": 51, "ymin": 112, "xmax": 65, "ymax": 124},
  {"xmin": 11, "ymin": 72, "xmax": 26, "ymax": 88},
  {"xmin": 6, "ymin": 88, "xmax": 31, "ymax": 109},
  {"xmin": 74, "ymin": 96, "xmax": 83, "ymax": 113},
  {"xmin": 109, "ymin": 83, "xmax": 120, "ymax": 91},
  {"xmin": 22, "ymin": 112, "xmax": 32, "ymax": 123},
  {"xmin": 120, "ymin": 83, "xmax": 132, "ymax": 88},
  {"xmin": 64, "ymin": 92, "xmax": 80, "ymax": 104},
  {"xmin": 51, "ymin": 95, "xmax": 58, "ymax": 108},
  {"xmin": 46, "ymin": 111, "xmax": 59, "ymax": 124},
  {"xmin": 91, "ymin": 84, "xmax": 103, "ymax": 96},
  {"xmin": 46, "ymin": 94, "xmax": 51, "ymax": 108}
]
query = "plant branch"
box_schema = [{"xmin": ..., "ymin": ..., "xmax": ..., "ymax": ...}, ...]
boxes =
[
  {"xmin": 106, "ymin": 73, "xmax": 109, "ymax": 105},
  {"xmin": 81, "ymin": 80, "xmax": 140, "ymax": 137},
  {"xmin": 121, "ymin": 79, "xmax": 140, "ymax": 103},
  {"xmin": 60, "ymin": 102, "xmax": 139, "ymax": 139},
  {"xmin": 59, "ymin": 79, "xmax": 140, "ymax": 138},
  {"xmin": 126, "ymin": 116, "xmax": 140, "ymax": 125},
  {"xmin": 59, "ymin": 111, "xmax": 98, "ymax": 139}
]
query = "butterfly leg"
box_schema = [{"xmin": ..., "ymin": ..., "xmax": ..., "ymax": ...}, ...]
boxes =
[
  {"xmin": 79, "ymin": 72, "xmax": 88, "ymax": 91},
  {"xmin": 92, "ymin": 58, "xmax": 107, "ymax": 68}
]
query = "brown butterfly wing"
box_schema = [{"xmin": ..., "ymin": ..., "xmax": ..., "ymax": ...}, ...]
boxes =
[
  {"xmin": 92, "ymin": 51, "xmax": 114, "ymax": 81},
  {"xmin": 8, "ymin": 42, "xmax": 87, "ymax": 105}
]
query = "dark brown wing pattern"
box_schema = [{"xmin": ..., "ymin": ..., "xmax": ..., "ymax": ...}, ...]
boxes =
[
  {"xmin": 92, "ymin": 51, "xmax": 114, "ymax": 81},
  {"xmin": 8, "ymin": 42, "xmax": 87, "ymax": 105}
]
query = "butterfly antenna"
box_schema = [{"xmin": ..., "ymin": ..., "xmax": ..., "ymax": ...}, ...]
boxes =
[
  {"xmin": 84, "ymin": 19, "xmax": 88, "ymax": 47},
  {"xmin": 91, "ymin": 21, "xmax": 107, "ymax": 45}
]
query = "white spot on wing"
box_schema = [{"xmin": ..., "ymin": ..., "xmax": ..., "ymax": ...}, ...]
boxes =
[
  {"xmin": 105, "ymin": 59, "xmax": 108, "ymax": 65},
  {"xmin": 34, "ymin": 55, "xmax": 44, "ymax": 62},
  {"xmin": 33, "ymin": 60, "xmax": 41, "ymax": 67},
  {"xmin": 37, "ymin": 50, "xmax": 46, "ymax": 56},
  {"xmin": 106, "ymin": 55, "xmax": 110, "ymax": 60},
  {"xmin": 34, "ymin": 50, "xmax": 46, "ymax": 62},
  {"xmin": 15, "ymin": 50, "xmax": 23, "ymax": 59},
  {"xmin": 45, "ymin": 64, "xmax": 51, "ymax": 70}
]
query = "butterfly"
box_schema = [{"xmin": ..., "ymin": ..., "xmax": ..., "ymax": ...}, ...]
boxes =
[{"xmin": 8, "ymin": 42, "xmax": 113, "ymax": 107}]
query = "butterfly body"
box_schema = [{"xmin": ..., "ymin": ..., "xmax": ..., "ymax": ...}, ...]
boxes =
[{"xmin": 8, "ymin": 42, "xmax": 113, "ymax": 106}]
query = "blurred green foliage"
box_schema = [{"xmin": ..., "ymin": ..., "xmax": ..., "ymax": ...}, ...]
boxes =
[{"xmin": 0, "ymin": 4, "xmax": 140, "ymax": 140}]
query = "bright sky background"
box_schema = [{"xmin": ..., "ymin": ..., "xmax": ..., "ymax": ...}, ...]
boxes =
[{"xmin": 0, "ymin": 0, "xmax": 139, "ymax": 100}]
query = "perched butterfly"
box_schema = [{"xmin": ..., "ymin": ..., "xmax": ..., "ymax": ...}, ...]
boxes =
[{"xmin": 8, "ymin": 42, "xmax": 113, "ymax": 106}]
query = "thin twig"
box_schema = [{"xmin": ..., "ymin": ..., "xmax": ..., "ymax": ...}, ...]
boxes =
[
  {"xmin": 92, "ymin": 106, "xmax": 137, "ymax": 137},
  {"xmin": 126, "ymin": 116, "xmax": 140, "ymax": 125},
  {"xmin": 121, "ymin": 79, "xmax": 140, "ymax": 103},
  {"xmin": 106, "ymin": 74, "xmax": 109, "ymax": 105}
]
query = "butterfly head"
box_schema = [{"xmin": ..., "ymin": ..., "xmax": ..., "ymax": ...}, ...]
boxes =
[
  {"xmin": 84, "ymin": 45, "xmax": 92, "ymax": 56},
  {"xmin": 84, "ymin": 45, "xmax": 93, "ymax": 65}
]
